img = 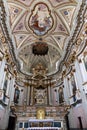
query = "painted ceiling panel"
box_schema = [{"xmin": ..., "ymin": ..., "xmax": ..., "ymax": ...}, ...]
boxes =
[
  {"xmin": 53, "ymin": 13, "xmax": 69, "ymax": 35},
  {"xmin": 13, "ymin": 12, "xmax": 28, "ymax": 33},
  {"xmin": 45, "ymin": 36, "xmax": 61, "ymax": 49},
  {"xmin": 52, "ymin": 35, "xmax": 66, "ymax": 50},
  {"xmin": 19, "ymin": 35, "xmax": 36, "ymax": 48},
  {"xmin": 59, "ymin": 6, "xmax": 76, "ymax": 28},
  {"xmin": 14, "ymin": 34, "xmax": 29, "ymax": 48},
  {"xmin": 17, "ymin": 0, "xmax": 33, "ymax": 6},
  {"xmin": 8, "ymin": 4, "xmax": 22, "ymax": 25},
  {"xmin": 49, "ymin": 0, "xmax": 70, "ymax": 7}
]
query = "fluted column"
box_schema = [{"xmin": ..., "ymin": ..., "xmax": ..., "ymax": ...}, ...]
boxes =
[
  {"xmin": 29, "ymin": 85, "xmax": 32, "ymax": 105},
  {"xmin": 47, "ymin": 85, "xmax": 49, "ymax": 105},
  {"xmin": 63, "ymin": 77, "xmax": 70, "ymax": 104},
  {"xmin": 27, "ymin": 86, "xmax": 30, "ymax": 105},
  {"xmin": 79, "ymin": 57, "xmax": 87, "ymax": 83},
  {"xmin": 48, "ymin": 79, "xmax": 52, "ymax": 105},
  {"xmin": 0, "ymin": 59, "xmax": 6, "ymax": 89},
  {"xmin": 29, "ymin": 79, "xmax": 34, "ymax": 105},
  {"xmin": 31, "ymin": 86, "xmax": 34, "ymax": 105},
  {"xmin": 48, "ymin": 85, "xmax": 51, "ymax": 105},
  {"xmin": 6, "ymin": 74, "xmax": 11, "ymax": 96},
  {"xmin": 68, "ymin": 77, "xmax": 73, "ymax": 96},
  {"xmin": 8, "ymin": 77, "xmax": 15, "ymax": 105}
]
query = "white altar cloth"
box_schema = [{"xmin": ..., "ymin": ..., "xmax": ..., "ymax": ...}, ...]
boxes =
[
  {"xmin": 29, "ymin": 119, "xmax": 54, "ymax": 122},
  {"xmin": 27, "ymin": 127, "xmax": 60, "ymax": 130}
]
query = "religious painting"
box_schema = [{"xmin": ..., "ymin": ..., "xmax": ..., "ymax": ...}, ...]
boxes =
[
  {"xmin": 58, "ymin": 87, "xmax": 64, "ymax": 104},
  {"xmin": 29, "ymin": 3, "xmax": 53, "ymax": 35},
  {"xmin": 71, "ymin": 76, "xmax": 77, "ymax": 95},
  {"xmin": 34, "ymin": 87, "xmax": 47, "ymax": 105},
  {"xmin": 3, "ymin": 79, "xmax": 8, "ymax": 102},
  {"xmin": 84, "ymin": 55, "xmax": 87, "ymax": 71},
  {"xmin": 14, "ymin": 87, "xmax": 20, "ymax": 104},
  {"xmin": 3, "ymin": 79, "xmax": 7, "ymax": 90}
]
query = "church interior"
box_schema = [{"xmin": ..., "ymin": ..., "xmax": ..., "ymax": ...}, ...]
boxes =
[{"xmin": 0, "ymin": 0, "xmax": 87, "ymax": 130}]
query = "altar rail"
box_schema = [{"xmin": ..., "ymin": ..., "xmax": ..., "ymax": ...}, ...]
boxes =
[{"xmin": 27, "ymin": 127, "xmax": 61, "ymax": 130}]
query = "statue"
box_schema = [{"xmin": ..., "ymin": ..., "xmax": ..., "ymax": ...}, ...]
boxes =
[{"xmin": 37, "ymin": 108, "xmax": 45, "ymax": 119}]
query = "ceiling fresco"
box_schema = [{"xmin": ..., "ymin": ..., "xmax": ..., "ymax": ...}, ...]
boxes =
[
  {"xmin": 6, "ymin": 0, "xmax": 80, "ymax": 77},
  {"xmin": 29, "ymin": 3, "xmax": 53, "ymax": 36}
]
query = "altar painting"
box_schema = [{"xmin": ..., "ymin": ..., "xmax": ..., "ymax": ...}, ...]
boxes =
[{"xmin": 34, "ymin": 87, "xmax": 47, "ymax": 105}]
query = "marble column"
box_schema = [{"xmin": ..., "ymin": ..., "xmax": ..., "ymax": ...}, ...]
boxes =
[
  {"xmin": 73, "ymin": 72, "xmax": 79, "ymax": 89},
  {"xmin": 63, "ymin": 77, "xmax": 70, "ymax": 104},
  {"xmin": 8, "ymin": 77, "xmax": 15, "ymax": 105},
  {"xmin": 27, "ymin": 86, "xmax": 30, "ymax": 105},
  {"xmin": 79, "ymin": 57, "xmax": 87, "ymax": 83},
  {"xmin": 29, "ymin": 85, "xmax": 31, "ymax": 105},
  {"xmin": 68, "ymin": 78, "xmax": 73, "ymax": 96},
  {"xmin": 47, "ymin": 80, "xmax": 53, "ymax": 105},
  {"xmin": 6, "ymin": 74, "xmax": 11, "ymax": 96},
  {"xmin": 30, "ymin": 85, "xmax": 34, "ymax": 105},
  {"xmin": 47, "ymin": 85, "xmax": 49, "ymax": 105},
  {"xmin": 0, "ymin": 59, "xmax": 6, "ymax": 89},
  {"xmin": 48, "ymin": 85, "xmax": 52, "ymax": 105},
  {"xmin": 75, "ymin": 60, "xmax": 87, "ymax": 122}
]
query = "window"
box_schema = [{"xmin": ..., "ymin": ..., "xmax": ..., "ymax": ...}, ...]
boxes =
[
  {"xmin": 19, "ymin": 122, "xmax": 23, "ymax": 128},
  {"xmin": 54, "ymin": 121, "xmax": 61, "ymax": 127},
  {"xmin": 24, "ymin": 122, "xmax": 29, "ymax": 128}
]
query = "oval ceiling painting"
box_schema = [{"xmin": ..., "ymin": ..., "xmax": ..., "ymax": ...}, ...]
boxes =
[{"xmin": 29, "ymin": 3, "xmax": 53, "ymax": 36}]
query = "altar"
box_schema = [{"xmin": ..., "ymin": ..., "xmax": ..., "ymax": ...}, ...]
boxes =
[
  {"xmin": 29, "ymin": 119, "xmax": 54, "ymax": 127},
  {"xmin": 17, "ymin": 106, "xmax": 65, "ymax": 130}
]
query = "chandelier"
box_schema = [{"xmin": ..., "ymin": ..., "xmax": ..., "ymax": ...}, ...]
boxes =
[{"xmin": 32, "ymin": 42, "xmax": 48, "ymax": 55}]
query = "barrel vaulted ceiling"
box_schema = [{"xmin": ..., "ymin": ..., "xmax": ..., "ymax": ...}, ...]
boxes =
[
  {"xmin": 7, "ymin": 0, "xmax": 80, "ymax": 74},
  {"xmin": 0, "ymin": 0, "xmax": 87, "ymax": 85}
]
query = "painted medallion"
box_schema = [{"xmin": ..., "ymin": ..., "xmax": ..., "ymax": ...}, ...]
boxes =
[{"xmin": 29, "ymin": 3, "xmax": 53, "ymax": 36}]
